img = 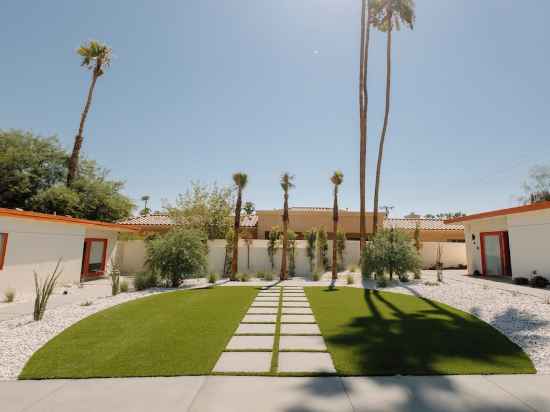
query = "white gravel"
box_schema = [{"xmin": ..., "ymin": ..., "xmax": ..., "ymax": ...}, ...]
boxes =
[
  {"xmin": 380, "ymin": 276, "xmax": 550, "ymax": 374},
  {"xmin": 0, "ymin": 290, "xmax": 164, "ymax": 380}
]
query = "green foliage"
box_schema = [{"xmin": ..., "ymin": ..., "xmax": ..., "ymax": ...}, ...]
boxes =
[
  {"xmin": 134, "ymin": 271, "xmax": 158, "ymax": 291},
  {"xmin": 33, "ymin": 259, "xmax": 63, "ymax": 321},
  {"xmin": 263, "ymin": 272, "xmax": 274, "ymax": 281},
  {"xmin": 346, "ymin": 274, "xmax": 355, "ymax": 285},
  {"xmin": 304, "ymin": 229, "xmax": 317, "ymax": 273},
  {"xmin": 413, "ymin": 221, "xmax": 422, "ymax": 252},
  {"xmin": 208, "ymin": 273, "xmax": 219, "ymax": 284},
  {"xmin": 0, "ymin": 130, "xmax": 134, "ymax": 222},
  {"xmin": 236, "ymin": 273, "xmax": 250, "ymax": 282},
  {"xmin": 243, "ymin": 201, "xmax": 255, "ymax": 216},
  {"xmin": 4, "ymin": 288, "xmax": 16, "ymax": 303},
  {"xmin": 224, "ymin": 229, "xmax": 234, "ymax": 276},
  {"xmin": 168, "ymin": 181, "xmax": 234, "ymax": 240},
  {"xmin": 267, "ymin": 226, "xmax": 281, "ymax": 270},
  {"xmin": 316, "ymin": 226, "xmax": 329, "ymax": 271},
  {"xmin": 347, "ymin": 263, "xmax": 360, "ymax": 273},
  {"xmin": 312, "ymin": 272, "xmax": 321, "ymax": 281},
  {"xmin": 77, "ymin": 40, "xmax": 112, "ymax": 73},
  {"xmin": 361, "ymin": 229, "xmax": 422, "ymax": 281},
  {"xmin": 119, "ymin": 280, "xmax": 129, "ymax": 293},
  {"xmin": 336, "ymin": 230, "xmax": 347, "ymax": 270},
  {"xmin": 146, "ymin": 229, "xmax": 208, "ymax": 288},
  {"xmin": 109, "ymin": 261, "xmax": 121, "ymax": 296},
  {"xmin": 288, "ymin": 230, "xmax": 297, "ymax": 276}
]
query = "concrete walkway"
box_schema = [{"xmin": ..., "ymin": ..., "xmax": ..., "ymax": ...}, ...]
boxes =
[{"xmin": 3, "ymin": 374, "xmax": 550, "ymax": 412}]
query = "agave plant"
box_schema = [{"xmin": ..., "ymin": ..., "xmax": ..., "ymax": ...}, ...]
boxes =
[{"xmin": 33, "ymin": 259, "xmax": 63, "ymax": 321}]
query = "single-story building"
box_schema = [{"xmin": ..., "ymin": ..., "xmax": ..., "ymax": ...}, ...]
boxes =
[
  {"xmin": 445, "ymin": 201, "xmax": 550, "ymax": 279},
  {"xmin": 0, "ymin": 208, "xmax": 136, "ymax": 295}
]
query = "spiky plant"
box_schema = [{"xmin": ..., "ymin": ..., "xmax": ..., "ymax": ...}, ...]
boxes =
[{"xmin": 33, "ymin": 259, "xmax": 63, "ymax": 321}]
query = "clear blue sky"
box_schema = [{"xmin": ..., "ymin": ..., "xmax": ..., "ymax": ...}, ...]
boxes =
[{"xmin": 2, "ymin": 0, "xmax": 549, "ymax": 217}]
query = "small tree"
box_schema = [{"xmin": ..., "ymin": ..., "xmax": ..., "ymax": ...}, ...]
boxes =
[
  {"xmin": 33, "ymin": 259, "xmax": 63, "ymax": 321},
  {"xmin": 267, "ymin": 226, "xmax": 281, "ymax": 270},
  {"xmin": 336, "ymin": 230, "xmax": 347, "ymax": 271},
  {"xmin": 436, "ymin": 242, "xmax": 444, "ymax": 282},
  {"xmin": 316, "ymin": 226, "xmax": 329, "ymax": 272},
  {"xmin": 304, "ymin": 229, "xmax": 316, "ymax": 274},
  {"xmin": 109, "ymin": 260, "xmax": 121, "ymax": 296},
  {"xmin": 140, "ymin": 195, "xmax": 151, "ymax": 216},
  {"xmin": 224, "ymin": 229, "xmax": 234, "ymax": 276},
  {"xmin": 288, "ymin": 230, "xmax": 297, "ymax": 277},
  {"xmin": 413, "ymin": 221, "xmax": 422, "ymax": 252},
  {"xmin": 146, "ymin": 229, "xmax": 207, "ymax": 287}
]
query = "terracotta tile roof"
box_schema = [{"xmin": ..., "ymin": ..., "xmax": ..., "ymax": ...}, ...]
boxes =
[
  {"xmin": 118, "ymin": 213, "xmax": 258, "ymax": 228},
  {"xmin": 385, "ymin": 218, "xmax": 464, "ymax": 231}
]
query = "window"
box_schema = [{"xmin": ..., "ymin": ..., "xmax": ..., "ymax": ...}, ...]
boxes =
[
  {"xmin": 82, "ymin": 238, "xmax": 108, "ymax": 276},
  {"xmin": 0, "ymin": 233, "xmax": 7, "ymax": 270}
]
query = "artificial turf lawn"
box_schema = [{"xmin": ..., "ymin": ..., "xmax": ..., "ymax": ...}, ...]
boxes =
[
  {"xmin": 20, "ymin": 287, "xmax": 257, "ymax": 379},
  {"xmin": 305, "ymin": 287, "xmax": 535, "ymax": 376}
]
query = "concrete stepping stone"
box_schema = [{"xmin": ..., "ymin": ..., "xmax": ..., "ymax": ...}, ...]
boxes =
[
  {"xmin": 282, "ymin": 297, "xmax": 308, "ymax": 302},
  {"xmin": 247, "ymin": 307, "xmax": 278, "ymax": 314},
  {"xmin": 282, "ymin": 307, "xmax": 313, "ymax": 314},
  {"xmin": 251, "ymin": 301, "xmax": 279, "ymax": 307},
  {"xmin": 282, "ymin": 302, "xmax": 310, "ymax": 307},
  {"xmin": 226, "ymin": 335, "xmax": 275, "ymax": 350},
  {"xmin": 257, "ymin": 293, "xmax": 279, "ymax": 298},
  {"xmin": 235, "ymin": 323, "xmax": 276, "ymax": 334},
  {"xmin": 280, "ymin": 323, "xmax": 321, "ymax": 335},
  {"xmin": 278, "ymin": 352, "xmax": 335, "ymax": 373},
  {"xmin": 283, "ymin": 291, "xmax": 305, "ymax": 295},
  {"xmin": 242, "ymin": 314, "xmax": 277, "ymax": 323},
  {"xmin": 213, "ymin": 352, "xmax": 272, "ymax": 373},
  {"xmin": 255, "ymin": 297, "xmax": 279, "ymax": 302},
  {"xmin": 279, "ymin": 335, "xmax": 327, "ymax": 351},
  {"xmin": 281, "ymin": 314, "xmax": 316, "ymax": 323}
]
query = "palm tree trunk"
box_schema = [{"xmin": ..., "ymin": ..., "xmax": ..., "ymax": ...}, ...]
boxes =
[
  {"xmin": 372, "ymin": 17, "xmax": 392, "ymax": 235},
  {"xmin": 332, "ymin": 187, "xmax": 339, "ymax": 281},
  {"xmin": 280, "ymin": 193, "xmax": 289, "ymax": 281},
  {"xmin": 231, "ymin": 188, "xmax": 242, "ymax": 279},
  {"xmin": 359, "ymin": 0, "xmax": 371, "ymax": 255},
  {"xmin": 67, "ymin": 67, "xmax": 100, "ymax": 187}
]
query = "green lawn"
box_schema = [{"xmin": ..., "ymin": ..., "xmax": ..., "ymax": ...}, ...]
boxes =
[
  {"xmin": 20, "ymin": 287, "xmax": 257, "ymax": 379},
  {"xmin": 306, "ymin": 287, "xmax": 535, "ymax": 376}
]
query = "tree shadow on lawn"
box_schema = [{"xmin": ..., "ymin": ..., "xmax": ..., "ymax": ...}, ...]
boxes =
[{"xmin": 323, "ymin": 289, "xmax": 535, "ymax": 376}]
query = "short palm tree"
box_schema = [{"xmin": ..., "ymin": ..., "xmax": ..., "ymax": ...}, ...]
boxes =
[
  {"xmin": 371, "ymin": 0, "xmax": 415, "ymax": 234},
  {"xmin": 331, "ymin": 171, "xmax": 344, "ymax": 281},
  {"xmin": 140, "ymin": 195, "xmax": 151, "ymax": 215},
  {"xmin": 67, "ymin": 40, "xmax": 113, "ymax": 187},
  {"xmin": 231, "ymin": 172, "xmax": 248, "ymax": 279},
  {"xmin": 279, "ymin": 173, "xmax": 295, "ymax": 281}
]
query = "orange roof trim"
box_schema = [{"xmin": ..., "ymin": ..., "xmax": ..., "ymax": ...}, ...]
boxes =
[
  {"xmin": 0, "ymin": 208, "xmax": 138, "ymax": 232},
  {"xmin": 444, "ymin": 201, "xmax": 550, "ymax": 224}
]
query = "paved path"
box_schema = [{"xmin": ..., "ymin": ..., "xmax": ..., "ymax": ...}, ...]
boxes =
[
  {"xmin": 213, "ymin": 284, "xmax": 335, "ymax": 374},
  {"xmin": 3, "ymin": 374, "xmax": 550, "ymax": 411}
]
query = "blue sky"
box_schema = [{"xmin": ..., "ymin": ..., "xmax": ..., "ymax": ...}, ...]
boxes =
[{"xmin": 1, "ymin": 0, "xmax": 549, "ymax": 217}]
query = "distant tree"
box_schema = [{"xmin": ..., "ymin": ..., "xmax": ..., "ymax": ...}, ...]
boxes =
[
  {"xmin": 267, "ymin": 226, "xmax": 281, "ymax": 270},
  {"xmin": 67, "ymin": 40, "xmax": 113, "ymax": 186},
  {"xmin": 140, "ymin": 195, "xmax": 151, "ymax": 216},
  {"xmin": 304, "ymin": 229, "xmax": 317, "ymax": 274},
  {"xmin": 168, "ymin": 181, "xmax": 234, "ymax": 240},
  {"xmin": 243, "ymin": 201, "xmax": 255, "ymax": 216},
  {"xmin": 520, "ymin": 165, "xmax": 550, "ymax": 204},
  {"xmin": 424, "ymin": 212, "xmax": 466, "ymax": 220},
  {"xmin": 330, "ymin": 171, "xmax": 344, "ymax": 281},
  {"xmin": 316, "ymin": 226, "xmax": 329, "ymax": 272},
  {"xmin": 279, "ymin": 173, "xmax": 295, "ymax": 281},
  {"xmin": 288, "ymin": 230, "xmax": 297, "ymax": 277},
  {"xmin": 231, "ymin": 173, "xmax": 248, "ymax": 280}
]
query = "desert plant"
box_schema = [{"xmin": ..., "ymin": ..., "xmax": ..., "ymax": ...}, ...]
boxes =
[
  {"xmin": 119, "ymin": 280, "xmax": 129, "ymax": 293},
  {"xmin": 413, "ymin": 221, "xmax": 422, "ymax": 252},
  {"xmin": 288, "ymin": 230, "xmax": 297, "ymax": 277},
  {"xmin": 147, "ymin": 229, "xmax": 207, "ymax": 287},
  {"xmin": 267, "ymin": 226, "xmax": 281, "ymax": 270},
  {"xmin": 208, "ymin": 273, "xmax": 219, "ymax": 284},
  {"xmin": 231, "ymin": 172, "xmax": 248, "ymax": 279},
  {"xmin": 312, "ymin": 272, "xmax": 321, "ymax": 282},
  {"xmin": 264, "ymin": 272, "xmax": 274, "ymax": 281},
  {"xmin": 336, "ymin": 230, "xmax": 347, "ymax": 271},
  {"xmin": 514, "ymin": 277, "xmax": 529, "ymax": 286},
  {"xmin": 236, "ymin": 273, "xmax": 250, "ymax": 282},
  {"xmin": 80, "ymin": 300, "xmax": 93, "ymax": 306},
  {"xmin": 134, "ymin": 271, "xmax": 158, "ymax": 291},
  {"xmin": 305, "ymin": 229, "xmax": 317, "ymax": 273},
  {"xmin": 33, "ymin": 259, "xmax": 63, "ymax": 321},
  {"xmin": 346, "ymin": 274, "xmax": 355, "ymax": 285},
  {"xmin": 436, "ymin": 243, "xmax": 444, "ymax": 282},
  {"xmin": 399, "ymin": 273, "xmax": 410, "ymax": 282},
  {"xmin": 223, "ymin": 228, "xmax": 234, "ymax": 276},
  {"xmin": 280, "ymin": 172, "xmax": 295, "ymax": 281},
  {"xmin": 530, "ymin": 275, "xmax": 549, "ymax": 289},
  {"xmin": 4, "ymin": 288, "xmax": 15, "ymax": 303},
  {"xmin": 347, "ymin": 263, "xmax": 360, "ymax": 273},
  {"xmin": 109, "ymin": 260, "xmax": 121, "ymax": 296},
  {"xmin": 316, "ymin": 226, "xmax": 329, "ymax": 272}
]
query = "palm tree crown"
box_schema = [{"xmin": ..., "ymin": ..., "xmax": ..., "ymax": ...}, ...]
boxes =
[
  {"xmin": 233, "ymin": 172, "xmax": 248, "ymax": 190},
  {"xmin": 280, "ymin": 173, "xmax": 295, "ymax": 193},
  {"xmin": 331, "ymin": 170, "xmax": 344, "ymax": 187},
  {"xmin": 370, "ymin": 0, "xmax": 415, "ymax": 31},
  {"xmin": 77, "ymin": 40, "xmax": 112, "ymax": 76}
]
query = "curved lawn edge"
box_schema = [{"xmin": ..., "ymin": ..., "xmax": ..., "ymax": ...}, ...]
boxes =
[
  {"xmin": 19, "ymin": 286, "xmax": 258, "ymax": 379},
  {"xmin": 305, "ymin": 287, "xmax": 535, "ymax": 376}
]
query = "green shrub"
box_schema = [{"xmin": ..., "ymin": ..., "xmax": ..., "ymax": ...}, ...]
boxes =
[
  {"xmin": 263, "ymin": 272, "xmax": 274, "ymax": 281},
  {"xmin": 146, "ymin": 229, "xmax": 208, "ymax": 287},
  {"xmin": 109, "ymin": 261, "xmax": 121, "ymax": 296},
  {"xmin": 134, "ymin": 271, "xmax": 158, "ymax": 291},
  {"xmin": 33, "ymin": 259, "xmax": 63, "ymax": 321},
  {"xmin": 530, "ymin": 275, "xmax": 549, "ymax": 289},
  {"xmin": 237, "ymin": 273, "xmax": 250, "ymax": 282},
  {"xmin": 376, "ymin": 274, "xmax": 388, "ymax": 288},
  {"xmin": 4, "ymin": 288, "xmax": 15, "ymax": 303},
  {"xmin": 256, "ymin": 271, "xmax": 266, "ymax": 279},
  {"xmin": 361, "ymin": 229, "xmax": 422, "ymax": 281},
  {"xmin": 514, "ymin": 277, "xmax": 529, "ymax": 286},
  {"xmin": 312, "ymin": 272, "xmax": 321, "ymax": 281},
  {"xmin": 347, "ymin": 263, "xmax": 360, "ymax": 273},
  {"xmin": 316, "ymin": 227, "xmax": 329, "ymax": 271},
  {"xmin": 208, "ymin": 273, "xmax": 219, "ymax": 284},
  {"xmin": 346, "ymin": 274, "xmax": 355, "ymax": 285},
  {"xmin": 119, "ymin": 280, "xmax": 129, "ymax": 293},
  {"xmin": 399, "ymin": 273, "xmax": 410, "ymax": 283}
]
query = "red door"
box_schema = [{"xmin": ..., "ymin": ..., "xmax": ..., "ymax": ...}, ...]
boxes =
[
  {"xmin": 480, "ymin": 231, "xmax": 511, "ymax": 276},
  {"xmin": 82, "ymin": 238, "xmax": 108, "ymax": 278}
]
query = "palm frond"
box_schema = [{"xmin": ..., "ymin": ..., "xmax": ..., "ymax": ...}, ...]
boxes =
[
  {"xmin": 280, "ymin": 172, "xmax": 295, "ymax": 192},
  {"xmin": 331, "ymin": 170, "xmax": 344, "ymax": 186},
  {"xmin": 232, "ymin": 172, "xmax": 248, "ymax": 189}
]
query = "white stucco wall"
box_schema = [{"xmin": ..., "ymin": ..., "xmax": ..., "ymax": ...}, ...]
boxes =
[
  {"xmin": 463, "ymin": 217, "xmax": 508, "ymax": 275},
  {"xmin": 0, "ymin": 216, "xmax": 122, "ymax": 295}
]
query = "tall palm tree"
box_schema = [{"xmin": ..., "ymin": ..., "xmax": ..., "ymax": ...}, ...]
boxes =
[
  {"xmin": 279, "ymin": 173, "xmax": 295, "ymax": 281},
  {"xmin": 67, "ymin": 40, "xmax": 113, "ymax": 187},
  {"xmin": 371, "ymin": 0, "xmax": 415, "ymax": 234},
  {"xmin": 231, "ymin": 172, "xmax": 248, "ymax": 279},
  {"xmin": 331, "ymin": 171, "xmax": 344, "ymax": 282},
  {"xmin": 359, "ymin": 0, "xmax": 372, "ymax": 255}
]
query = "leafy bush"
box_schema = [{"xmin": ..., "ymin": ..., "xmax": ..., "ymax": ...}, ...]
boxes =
[
  {"xmin": 346, "ymin": 274, "xmax": 355, "ymax": 285},
  {"xmin": 304, "ymin": 229, "xmax": 316, "ymax": 273},
  {"xmin": 146, "ymin": 229, "xmax": 208, "ymax": 287},
  {"xmin": 530, "ymin": 275, "xmax": 549, "ymax": 289},
  {"xmin": 33, "ymin": 259, "xmax": 63, "ymax": 321},
  {"xmin": 514, "ymin": 277, "xmax": 529, "ymax": 286},
  {"xmin": 4, "ymin": 288, "xmax": 15, "ymax": 303},
  {"xmin": 376, "ymin": 274, "xmax": 388, "ymax": 288},
  {"xmin": 399, "ymin": 273, "xmax": 410, "ymax": 283},
  {"xmin": 336, "ymin": 231, "xmax": 347, "ymax": 271},
  {"xmin": 119, "ymin": 280, "xmax": 129, "ymax": 293},
  {"xmin": 361, "ymin": 229, "xmax": 422, "ymax": 281},
  {"xmin": 347, "ymin": 263, "xmax": 360, "ymax": 273},
  {"xmin": 316, "ymin": 227, "xmax": 329, "ymax": 271},
  {"xmin": 264, "ymin": 272, "xmax": 274, "ymax": 281},
  {"xmin": 267, "ymin": 227, "xmax": 281, "ymax": 270},
  {"xmin": 312, "ymin": 272, "xmax": 321, "ymax": 281},
  {"xmin": 256, "ymin": 271, "xmax": 266, "ymax": 279},
  {"xmin": 208, "ymin": 273, "xmax": 219, "ymax": 284},
  {"xmin": 134, "ymin": 271, "xmax": 158, "ymax": 291},
  {"xmin": 237, "ymin": 273, "xmax": 250, "ymax": 282}
]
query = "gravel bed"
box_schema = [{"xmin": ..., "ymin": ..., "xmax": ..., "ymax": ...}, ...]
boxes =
[
  {"xmin": 0, "ymin": 290, "xmax": 165, "ymax": 380},
  {"xmin": 380, "ymin": 277, "xmax": 550, "ymax": 374}
]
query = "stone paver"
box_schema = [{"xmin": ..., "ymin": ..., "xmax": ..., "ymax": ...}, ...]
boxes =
[
  {"xmin": 281, "ymin": 314, "xmax": 316, "ymax": 323},
  {"xmin": 251, "ymin": 301, "xmax": 278, "ymax": 307},
  {"xmin": 282, "ymin": 301, "xmax": 310, "ymax": 307},
  {"xmin": 282, "ymin": 297, "xmax": 308, "ymax": 302},
  {"xmin": 282, "ymin": 307, "xmax": 312, "ymax": 314},
  {"xmin": 213, "ymin": 352, "xmax": 272, "ymax": 373},
  {"xmin": 254, "ymin": 297, "xmax": 279, "ymax": 302},
  {"xmin": 226, "ymin": 335, "xmax": 274, "ymax": 350},
  {"xmin": 235, "ymin": 323, "xmax": 276, "ymax": 334},
  {"xmin": 282, "ymin": 292, "xmax": 305, "ymax": 296},
  {"xmin": 278, "ymin": 352, "xmax": 336, "ymax": 373},
  {"xmin": 280, "ymin": 323, "xmax": 321, "ymax": 335},
  {"xmin": 258, "ymin": 293, "xmax": 279, "ymax": 297},
  {"xmin": 279, "ymin": 335, "xmax": 327, "ymax": 351},
  {"xmin": 242, "ymin": 314, "xmax": 277, "ymax": 323},
  {"xmin": 247, "ymin": 307, "xmax": 278, "ymax": 314}
]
